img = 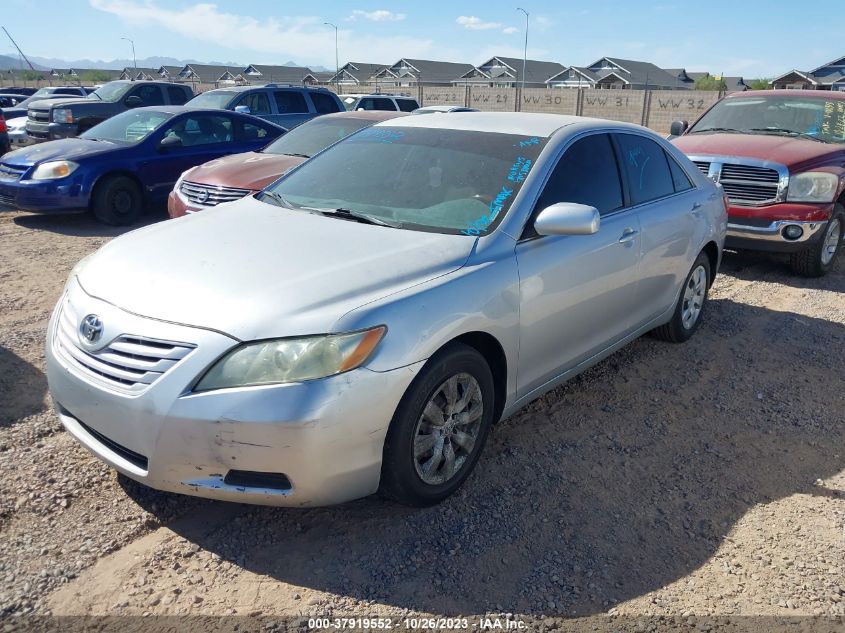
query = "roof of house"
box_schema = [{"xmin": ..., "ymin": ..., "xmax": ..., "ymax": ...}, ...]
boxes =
[
  {"xmin": 242, "ymin": 64, "xmax": 312, "ymax": 82},
  {"xmin": 809, "ymin": 56, "xmax": 845, "ymax": 74},
  {"xmin": 381, "ymin": 58, "xmax": 476, "ymax": 83},
  {"xmin": 63, "ymin": 68, "xmax": 123, "ymax": 79},
  {"xmin": 330, "ymin": 62, "xmax": 390, "ymax": 83},
  {"xmin": 589, "ymin": 57, "xmax": 681, "ymax": 87},
  {"xmin": 303, "ymin": 71, "xmax": 335, "ymax": 82},
  {"xmin": 769, "ymin": 69, "xmax": 819, "ymax": 85},
  {"xmin": 158, "ymin": 65, "xmax": 183, "ymax": 76},
  {"xmin": 467, "ymin": 56, "xmax": 566, "ymax": 83},
  {"xmin": 179, "ymin": 64, "xmax": 243, "ymax": 83}
]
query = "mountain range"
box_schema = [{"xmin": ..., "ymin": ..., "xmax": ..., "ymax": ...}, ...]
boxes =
[{"xmin": 0, "ymin": 54, "xmax": 329, "ymax": 72}]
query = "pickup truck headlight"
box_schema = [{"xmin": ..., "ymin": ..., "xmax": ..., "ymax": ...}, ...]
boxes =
[
  {"xmin": 194, "ymin": 326, "xmax": 387, "ymax": 391},
  {"xmin": 31, "ymin": 160, "xmax": 79, "ymax": 180},
  {"xmin": 787, "ymin": 172, "xmax": 838, "ymax": 203},
  {"xmin": 52, "ymin": 108, "xmax": 74, "ymax": 124}
]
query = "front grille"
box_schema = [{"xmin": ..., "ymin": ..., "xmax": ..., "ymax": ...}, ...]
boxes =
[
  {"xmin": 692, "ymin": 160, "xmax": 711, "ymax": 177},
  {"xmin": 54, "ymin": 302, "xmax": 196, "ymax": 393},
  {"xmin": 180, "ymin": 181, "xmax": 252, "ymax": 207},
  {"xmin": 28, "ymin": 109, "xmax": 49, "ymax": 122},
  {"xmin": 687, "ymin": 156, "xmax": 786, "ymax": 206},
  {"xmin": 0, "ymin": 191, "xmax": 15, "ymax": 206},
  {"xmin": 0, "ymin": 163, "xmax": 27, "ymax": 181}
]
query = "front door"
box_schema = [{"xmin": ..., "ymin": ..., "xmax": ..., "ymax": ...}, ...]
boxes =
[{"xmin": 515, "ymin": 133, "xmax": 642, "ymax": 398}]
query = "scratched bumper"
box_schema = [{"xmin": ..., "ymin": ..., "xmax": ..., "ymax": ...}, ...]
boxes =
[{"xmin": 45, "ymin": 278, "xmax": 423, "ymax": 507}]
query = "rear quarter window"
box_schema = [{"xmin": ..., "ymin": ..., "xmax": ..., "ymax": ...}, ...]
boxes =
[
  {"xmin": 396, "ymin": 99, "xmax": 419, "ymax": 112},
  {"xmin": 274, "ymin": 91, "xmax": 308, "ymax": 114},
  {"xmin": 310, "ymin": 92, "xmax": 341, "ymax": 114},
  {"xmin": 167, "ymin": 86, "xmax": 189, "ymax": 105}
]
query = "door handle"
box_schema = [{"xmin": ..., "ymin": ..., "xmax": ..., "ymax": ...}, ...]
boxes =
[{"xmin": 618, "ymin": 228, "xmax": 639, "ymax": 244}]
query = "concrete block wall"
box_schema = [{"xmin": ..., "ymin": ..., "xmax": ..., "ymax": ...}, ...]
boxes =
[
  {"xmin": 520, "ymin": 88, "xmax": 579, "ymax": 114},
  {"xmin": 579, "ymin": 89, "xmax": 647, "ymax": 125},
  {"xmin": 646, "ymin": 91, "xmax": 721, "ymax": 133}
]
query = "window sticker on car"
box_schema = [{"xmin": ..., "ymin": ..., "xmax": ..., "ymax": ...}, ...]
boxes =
[{"xmin": 821, "ymin": 101, "xmax": 845, "ymax": 139}]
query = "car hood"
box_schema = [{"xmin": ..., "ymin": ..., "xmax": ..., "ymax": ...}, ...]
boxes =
[
  {"xmin": 184, "ymin": 152, "xmax": 305, "ymax": 191},
  {"xmin": 2, "ymin": 138, "xmax": 118, "ymax": 166},
  {"xmin": 672, "ymin": 133, "xmax": 837, "ymax": 168},
  {"xmin": 77, "ymin": 196, "xmax": 476, "ymax": 341},
  {"xmin": 28, "ymin": 97, "xmax": 89, "ymax": 109}
]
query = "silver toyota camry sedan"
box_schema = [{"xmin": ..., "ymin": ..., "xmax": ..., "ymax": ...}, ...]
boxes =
[{"xmin": 46, "ymin": 113, "xmax": 727, "ymax": 507}]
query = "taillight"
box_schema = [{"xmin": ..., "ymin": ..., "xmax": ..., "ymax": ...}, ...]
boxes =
[{"xmin": 0, "ymin": 114, "xmax": 7, "ymax": 133}]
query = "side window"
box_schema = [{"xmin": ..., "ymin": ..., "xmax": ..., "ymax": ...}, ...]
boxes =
[
  {"xmin": 356, "ymin": 98, "xmax": 396, "ymax": 111},
  {"xmin": 273, "ymin": 91, "xmax": 308, "ymax": 114},
  {"xmin": 167, "ymin": 86, "xmax": 189, "ymax": 105},
  {"xmin": 396, "ymin": 99, "xmax": 419, "ymax": 112},
  {"xmin": 163, "ymin": 115, "xmax": 233, "ymax": 147},
  {"xmin": 309, "ymin": 92, "xmax": 341, "ymax": 114},
  {"xmin": 236, "ymin": 120, "xmax": 274, "ymax": 142},
  {"xmin": 667, "ymin": 153, "xmax": 693, "ymax": 192},
  {"xmin": 535, "ymin": 133, "xmax": 623, "ymax": 216},
  {"xmin": 131, "ymin": 85, "xmax": 165, "ymax": 106},
  {"xmin": 238, "ymin": 91, "xmax": 271, "ymax": 115},
  {"xmin": 615, "ymin": 133, "xmax": 676, "ymax": 205},
  {"xmin": 56, "ymin": 88, "xmax": 78, "ymax": 95}
]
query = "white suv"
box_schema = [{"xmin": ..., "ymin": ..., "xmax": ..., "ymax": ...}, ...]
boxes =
[{"xmin": 340, "ymin": 94, "xmax": 420, "ymax": 112}]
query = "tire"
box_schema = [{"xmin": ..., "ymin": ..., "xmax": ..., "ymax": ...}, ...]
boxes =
[
  {"xmin": 379, "ymin": 343, "xmax": 495, "ymax": 506},
  {"xmin": 91, "ymin": 175, "xmax": 143, "ymax": 226},
  {"xmin": 789, "ymin": 206, "xmax": 844, "ymax": 277},
  {"xmin": 652, "ymin": 252, "xmax": 711, "ymax": 343}
]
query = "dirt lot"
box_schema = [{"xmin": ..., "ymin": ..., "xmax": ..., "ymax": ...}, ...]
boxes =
[{"xmin": 0, "ymin": 208, "xmax": 843, "ymax": 625}]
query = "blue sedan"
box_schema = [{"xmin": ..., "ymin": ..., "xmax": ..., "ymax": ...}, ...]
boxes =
[{"xmin": 0, "ymin": 106, "xmax": 284, "ymax": 225}]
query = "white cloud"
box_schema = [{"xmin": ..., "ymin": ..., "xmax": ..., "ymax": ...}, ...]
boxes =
[
  {"xmin": 534, "ymin": 15, "xmax": 554, "ymax": 30},
  {"xmin": 456, "ymin": 15, "xmax": 502, "ymax": 31},
  {"xmin": 89, "ymin": 0, "xmax": 431, "ymax": 68},
  {"xmin": 347, "ymin": 9, "xmax": 406, "ymax": 22},
  {"xmin": 502, "ymin": 26, "xmax": 519, "ymax": 35}
]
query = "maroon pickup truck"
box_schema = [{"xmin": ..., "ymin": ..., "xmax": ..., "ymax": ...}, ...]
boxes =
[{"xmin": 671, "ymin": 90, "xmax": 844, "ymax": 276}]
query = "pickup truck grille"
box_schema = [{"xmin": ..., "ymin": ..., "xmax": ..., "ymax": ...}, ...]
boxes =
[
  {"xmin": 686, "ymin": 156, "xmax": 787, "ymax": 206},
  {"xmin": 54, "ymin": 301, "xmax": 196, "ymax": 394},
  {"xmin": 180, "ymin": 181, "xmax": 252, "ymax": 207},
  {"xmin": 27, "ymin": 109, "xmax": 50, "ymax": 122}
]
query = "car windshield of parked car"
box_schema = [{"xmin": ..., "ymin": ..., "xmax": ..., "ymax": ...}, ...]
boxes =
[
  {"xmin": 690, "ymin": 96, "xmax": 845, "ymax": 143},
  {"xmin": 262, "ymin": 126, "xmax": 548, "ymax": 235},
  {"xmin": 80, "ymin": 109, "xmax": 173, "ymax": 144},
  {"xmin": 186, "ymin": 91, "xmax": 237, "ymax": 109},
  {"xmin": 262, "ymin": 117, "xmax": 375, "ymax": 158},
  {"xmin": 88, "ymin": 82, "xmax": 132, "ymax": 102}
]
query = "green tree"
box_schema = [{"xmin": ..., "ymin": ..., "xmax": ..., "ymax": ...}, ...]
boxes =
[
  {"xmin": 77, "ymin": 70, "xmax": 114, "ymax": 83},
  {"xmin": 19, "ymin": 70, "xmax": 44, "ymax": 81},
  {"xmin": 748, "ymin": 78, "xmax": 771, "ymax": 90},
  {"xmin": 694, "ymin": 76, "xmax": 728, "ymax": 91}
]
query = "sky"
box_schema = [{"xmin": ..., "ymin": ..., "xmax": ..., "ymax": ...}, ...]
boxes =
[{"xmin": 1, "ymin": 0, "xmax": 841, "ymax": 78}]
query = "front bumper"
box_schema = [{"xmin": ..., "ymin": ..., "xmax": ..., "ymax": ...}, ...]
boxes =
[
  {"xmin": 46, "ymin": 279, "xmax": 422, "ymax": 506},
  {"xmin": 0, "ymin": 173, "xmax": 89, "ymax": 213},
  {"xmin": 25, "ymin": 119, "xmax": 78, "ymax": 142},
  {"xmin": 725, "ymin": 202, "xmax": 833, "ymax": 253}
]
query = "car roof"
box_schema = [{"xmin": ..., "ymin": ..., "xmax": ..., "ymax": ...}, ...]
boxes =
[
  {"xmin": 349, "ymin": 94, "xmax": 417, "ymax": 99},
  {"xmin": 378, "ymin": 111, "xmax": 631, "ymax": 137},
  {"xmin": 319, "ymin": 110, "xmax": 412, "ymax": 122},
  {"xmin": 200, "ymin": 84, "xmax": 327, "ymax": 93},
  {"xmin": 726, "ymin": 89, "xmax": 845, "ymax": 100}
]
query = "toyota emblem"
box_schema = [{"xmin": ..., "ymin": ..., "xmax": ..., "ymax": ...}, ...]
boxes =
[{"xmin": 79, "ymin": 314, "xmax": 104, "ymax": 345}]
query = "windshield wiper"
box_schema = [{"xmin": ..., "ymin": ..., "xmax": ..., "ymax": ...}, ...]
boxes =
[
  {"xmin": 318, "ymin": 207, "xmax": 402, "ymax": 228},
  {"xmin": 689, "ymin": 127, "xmax": 745, "ymax": 134},
  {"xmin": 747, "ymin": 127, "xmax": 828, "ymax": 143},
  {"xmin": 260, "ymin": 190, "xmax": 296, "ymax": 208}
]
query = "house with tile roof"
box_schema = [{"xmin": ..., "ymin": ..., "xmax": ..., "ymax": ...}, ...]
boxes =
[
  {"xmin": 770, "ymin": 56, "xmax": 845, "ymax": 90},
  {"xmin": 119, "ymin": 67, "xmax": 161, "ymax": 81},
  {"xmin": 326, "ymin": 62, "xmax": 390, "ymax": 86},
  {"xmin": 177, "ymin": 64, "xmax": 244, "ymax": 86},
  {"xmin": 453, "ymin": 56, "xmax": 566, "ymax": 88},
  {"xmin": 240, "ymin": 64, "xmax": 312, "ymax": 84},
  {"xmin": 372, "ymin": 59, "xmax": 475, "ymax": 87},
  {"xmin": 546, "ymin": 57, "xmax": 689, "ymax": 89}
]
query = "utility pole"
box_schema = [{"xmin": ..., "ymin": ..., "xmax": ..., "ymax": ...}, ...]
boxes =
[
  {"xmin": 516, "ymin": 8, "xmax": 529, "ymax": 110},
  {"xmin": 324, "ymin": 22, "xmax": 339, "ymax": 92},
  {"xmin": 2, "ymin": 26, "xmax": 34, "ymax": 70},
  {"xmin": 121, "ymin": 37, "xmax": 137, "ymax": 75}
]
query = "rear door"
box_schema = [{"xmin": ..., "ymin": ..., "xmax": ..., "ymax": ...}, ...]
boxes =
[
  {"xmin": 307, "ymin": 91, "xmax": 342, "ymax": 115},
  {"xmin": 271, "ymin": 90, "xmax": 312, "ymax": 128},
  {"xmin": 613, "ymin": 132, "xmax": 704, "ymax": 324},
  {"xmin": 515, "ymin": 132, "xmax": 642, "ymax": 397}
]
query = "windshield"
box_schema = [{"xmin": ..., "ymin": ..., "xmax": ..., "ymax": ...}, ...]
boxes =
[
  {"xmin": 690, "ymin": 96, "xmax": 845, "ymax": 143},
  {"xmin": 263, "ymin": 117, "xmax": 375, "ymax": 157},
  {"xmin": 80, "ymin": 109, "xmax": 173, "ymax": 144},
  {"xmin": 263, "ymin": 126, "xmax": 548, "ymax": 235},
  {"xmin": 89, "ymin": 82, "xmax": 132, "ymax": 102},
  {"xmin": 186, "ymin": 91, "xmax": 237, "ymax": 109},
  {"xmin": 16, "ymin": 89, "xmax": 54, "ymax": 108}
]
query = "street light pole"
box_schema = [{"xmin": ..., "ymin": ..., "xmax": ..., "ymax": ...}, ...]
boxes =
[
  {"xmin": 516, "ymin": 8, "xmax": 529, "ymax": 109},
  {"xmin": 121, "ymin": 37, "xmax": 136, "ymax": 75},
  {"xmin": 324, "ymin": 22, "xmax": 339, "ymax": 91}
]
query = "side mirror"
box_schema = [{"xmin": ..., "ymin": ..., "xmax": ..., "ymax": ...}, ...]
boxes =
[
  {"xmin": 534, "ymin": 202, "xmax": 600, "ymax": 236},
  {"xmin": 234, "ymin": 105, "xmax": 251, "ymax": 115},
  {"xmin": 125, "ymin": 95, "xmax": 143, "ymax": 108},
  {"xmin": 159, "ymin": 135, "xmax": 183, "ymax": 151},
  {"xmin": 669, "ymin": 120, "xmax": 689, "ymax": 136}
]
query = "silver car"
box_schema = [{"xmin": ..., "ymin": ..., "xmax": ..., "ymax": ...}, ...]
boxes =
[{"xmin": 46, "ymin": 113, "xmax": 727, "ymax": 507}]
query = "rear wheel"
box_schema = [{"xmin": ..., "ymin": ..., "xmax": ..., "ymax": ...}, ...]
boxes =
[
  {"xmin": 789, "ymin": 206, "xmax": 844, "ymax": 277},
  {"xmin": 92, "ymin": 175, "xmax": 143, "ymax": 226},
  {"xmin": 652, "ymin": 252, "xmax": 711, "ymax": 343},
  {"xmin": 379, "ymin": 343, "xmax": 495, "ymax": 506}
]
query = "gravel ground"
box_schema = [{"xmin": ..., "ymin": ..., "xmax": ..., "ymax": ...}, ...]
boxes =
[{"xmin": 0, "ymin": 208, "xmax": 842, "ymax": 624}]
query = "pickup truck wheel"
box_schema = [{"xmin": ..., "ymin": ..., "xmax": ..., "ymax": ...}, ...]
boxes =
[
  {"xmin": 652, "ymin": 252, "xmax": 711, "ymax": 343},
  {"xmin": 92, "ymin": 175, "xmax": 143, "ymax": 226},
  {"xmin": 789, "ymin": 206, "xmax": 844, "ymax": 277},
  {"xmin": 379, "ymin": 343, "xmax": 495, "ymax": 506}
]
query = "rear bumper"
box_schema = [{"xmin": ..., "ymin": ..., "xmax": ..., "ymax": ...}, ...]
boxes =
[{"xmin": 725, "ymin": 202, "xmax": 833, "ymax": 253}]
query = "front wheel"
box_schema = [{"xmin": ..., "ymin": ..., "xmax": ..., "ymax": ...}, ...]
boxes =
[
  {"xmin": 789, "ymin": 207, "xmax": 844, "ymax": 277},
  {"xmin": 652, "ymin": 252, "xmax": 711, "ymax": 343},
  {"xmin": 92, "ymin": 175, "xmax": 143, "ymax": 226},
  {"xmin": 379, "ymin": 343, "xmax": 495, "ymax": 506}
]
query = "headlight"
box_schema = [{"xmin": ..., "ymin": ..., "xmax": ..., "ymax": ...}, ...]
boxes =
[
  {"xmin": 52, "ymin": 108, "xmax": 74, "ymax": 124},
  {"xmin": 787, "ymin": 172, "xmax": 838, "ymax": 203},
  {"xmin": 31, "ymin": 160, "xmax": 79, "ymax": 180},
  {"xmin": 194, "ymin": 326, "xmax": 387, "ymax": 391}
]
